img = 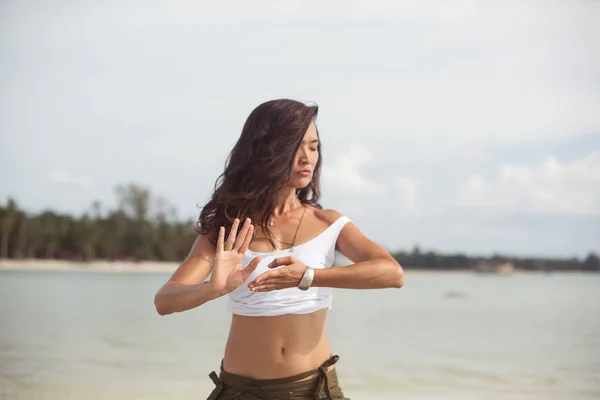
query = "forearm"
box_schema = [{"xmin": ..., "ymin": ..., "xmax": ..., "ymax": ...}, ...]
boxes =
[
  {"xmin": 154, "ymin": 281, "xmax": 221, "ymax": 315},
  {"xmin": 313, "ymin": 258, "xmax": 404, "ymax": 289}
]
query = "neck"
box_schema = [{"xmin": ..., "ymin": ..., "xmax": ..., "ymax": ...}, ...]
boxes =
[{"xmin": 273, "ymin": 187, "xmax": 300, "ymax": 216}]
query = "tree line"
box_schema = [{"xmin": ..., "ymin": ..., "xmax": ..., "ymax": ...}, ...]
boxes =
[
  {"xmin": 0, "ymin": 183, "xmax": 598, "ymax": 271},
  {"xmin": 0, "ymin": 184, "xmax": 197, "ymax": 262},
  {"xmin": 390, "ymin": 246, "xmax": 599, "ymax": 272}
]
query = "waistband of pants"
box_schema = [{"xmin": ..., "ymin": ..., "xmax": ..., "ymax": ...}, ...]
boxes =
[{"xmin": 207, "ymin": 354, "xmax": 341, "ymax": 400}]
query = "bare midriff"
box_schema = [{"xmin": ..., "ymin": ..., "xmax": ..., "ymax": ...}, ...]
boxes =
[{"xmin": 222, "ymin": 308, "xmax": 332, "ymax": 379}]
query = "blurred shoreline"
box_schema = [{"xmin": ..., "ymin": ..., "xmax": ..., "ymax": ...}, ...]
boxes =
[
  {"xmin": 0, "ymin": 259, "xmax": 468, "ymax": 274},
  {"xmin": 0, "ymin": 259, "xmax": 594, "ymax": 274},
  {"xmin": 0, "ymin": 259, "xmax": 179, "ymax": 273}
]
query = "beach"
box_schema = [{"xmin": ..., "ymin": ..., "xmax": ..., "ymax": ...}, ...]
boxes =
[
  {"xmin": 0, "ymin": 258, "xmax": 590, "ymax": 276},
  {"xmin": 0, "ymin": 259, "xmax": 180, "ymax": 273},
  {"xmin": 2, "ymin": 266, "xmax": 599, "ymax": 400}
]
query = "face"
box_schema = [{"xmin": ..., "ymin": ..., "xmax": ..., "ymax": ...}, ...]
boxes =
[{"xmin": 287, "ymin": 121, "xmax": 320, "ymax": 189}]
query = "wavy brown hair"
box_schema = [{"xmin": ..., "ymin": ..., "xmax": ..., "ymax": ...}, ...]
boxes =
[{"xmin": 196, "ymin": 99, "xmax": 322, "ymax": 244}]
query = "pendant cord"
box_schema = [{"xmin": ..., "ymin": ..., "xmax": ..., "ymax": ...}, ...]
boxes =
[
  {"xmin": 270, "ymin": 205, "xmax": 306, "ymax": 248},
  {"xmin": 289, "ymin": 205, "xmax": 306, "ymax": 247}
]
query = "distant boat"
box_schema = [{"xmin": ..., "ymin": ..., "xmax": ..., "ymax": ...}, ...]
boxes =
[
  {"xmin": 473, "ymin": 261, "xmax": 514, "ymax": 274},
  {"xmin": 543, "ymin": 265, "xmax": 554, "ymax": 274},
  {"xmin": 497, "ymin": 262, "xmax": 515, "ymax": 274}
]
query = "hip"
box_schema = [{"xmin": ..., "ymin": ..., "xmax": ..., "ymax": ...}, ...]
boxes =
[{"xmin": 207, "ymin": 354, "xmax": 350, "ymax": 400}]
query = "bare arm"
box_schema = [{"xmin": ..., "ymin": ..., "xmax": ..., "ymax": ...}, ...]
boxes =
[
  {"xmin": 313, "ymin": 220, "xmax": 404, "ymax": 289},
  {"xmin": 248, "ymin": 211, "xmax": 404, "ymax": 292},
  {"xmin": 154, "ymin": 218, "xmax": 261, "ymax": 315},
  {"xmin": 153, "ymin": 234, "xmax": 220, "ymax": 315}
]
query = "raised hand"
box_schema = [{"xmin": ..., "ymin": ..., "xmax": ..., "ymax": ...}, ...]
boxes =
[
  {"xmin": 247, "ymin": 256, "xmax": 307, "ymax": 292},
  {"xmin": 209, "ymin": 218, "xmax": 261, "ymax": 296}
]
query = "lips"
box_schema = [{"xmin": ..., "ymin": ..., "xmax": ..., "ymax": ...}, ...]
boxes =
[{"xmin": 297, "ymin": 170, "xmax": 311, "ymax": 176}]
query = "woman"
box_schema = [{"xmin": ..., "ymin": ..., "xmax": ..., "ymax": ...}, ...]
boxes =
[{"xmin": 154, "ymin": 99, "xmax": 404, "ymax": 399}]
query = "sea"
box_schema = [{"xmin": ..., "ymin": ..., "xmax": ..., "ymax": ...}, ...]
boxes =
[{"xmin": 1, "ymin": 269, "xmax": 599, "ymax": 400}]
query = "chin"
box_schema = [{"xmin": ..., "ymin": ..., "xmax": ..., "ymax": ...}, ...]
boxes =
[{"xmin": 288, "ymin": 178, "xmax": 312, "ymax": 189}]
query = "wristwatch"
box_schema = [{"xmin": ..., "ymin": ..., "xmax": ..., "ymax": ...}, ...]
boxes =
[{"xmin": 297, "ymin": 266, "xmax": 315, "ymax": 291}]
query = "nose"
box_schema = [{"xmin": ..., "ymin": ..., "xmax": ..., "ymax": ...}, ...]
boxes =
[{"xmin": 299, "ymin": 148, "xmax": 312, "ymax": 165}]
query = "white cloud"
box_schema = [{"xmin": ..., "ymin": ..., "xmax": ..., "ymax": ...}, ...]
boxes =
[
  {"xmin": 48, "ymin": 169, "xmax": 93, "ymax": 189},
  {"xmin": 1, "ymin": 0, "xmax": 599, "ymax": 257},
  {"xmin": 391, "ymin": 177, "xmax": 418, "ymax": 214},
  {"xmin": 322, "ymin": 146, "xmax": 385, "ymax": 197},
  {"xmin": 65, "ymin": 0, "xmax": 597, "ymax": 26},
  {"xmin": 321, "ymin": 146, "xmax": 418, "ymax": 218},
  {"xmin": 458, "ymin": 151, "xmax": 600, "ymax": 215}
]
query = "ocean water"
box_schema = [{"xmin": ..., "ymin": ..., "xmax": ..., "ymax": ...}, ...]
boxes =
[{"xmin": 0, "ymin": 269, "xmax": 599, "ymax": 400}]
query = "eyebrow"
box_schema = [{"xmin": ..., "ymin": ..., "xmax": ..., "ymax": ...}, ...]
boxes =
[{"xmin": 304, "ymin": 139, "xmax": 319, "ymax": 144}]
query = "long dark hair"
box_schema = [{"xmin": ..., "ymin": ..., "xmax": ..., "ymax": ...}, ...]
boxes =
[{"xmin": 196, "ymin": 99, "xmax": 323, "ymax": 244}]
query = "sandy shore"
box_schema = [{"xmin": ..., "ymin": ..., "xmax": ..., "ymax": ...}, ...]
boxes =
[
  {"xmin": 2, "ymin": 259, "xmax": 583, "ymax": 275},
  {"xmin": 0, "ymin": 259, "xmax": 179, "ymax": 273},
  {"xmin": 0, "ymin": 259, "xmax": 459, "ymax": 274}
]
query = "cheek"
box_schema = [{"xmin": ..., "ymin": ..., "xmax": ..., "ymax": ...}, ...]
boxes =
[{"xmin": 293, "ymin": 152, "xmax": 302, "ymax": 165}]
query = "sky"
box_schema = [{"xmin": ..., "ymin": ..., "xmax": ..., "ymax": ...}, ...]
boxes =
[{"xmin": 1, "ymin": 0, "xmax": 599, "ymax": 258}]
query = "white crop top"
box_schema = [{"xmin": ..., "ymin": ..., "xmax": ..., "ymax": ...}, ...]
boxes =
[{"xmin": 227, "ymin": 216, "xmax": 351, "ymax": 317}]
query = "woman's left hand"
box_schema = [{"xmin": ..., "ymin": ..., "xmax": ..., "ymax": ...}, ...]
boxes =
[{"xmin": 248, "ymin": 256, "xmax": 307, "ymax": 292}]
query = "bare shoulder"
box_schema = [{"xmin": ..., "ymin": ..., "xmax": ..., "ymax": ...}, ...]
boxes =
[
  {"xmin": 312, "ymin": 207, "xmax": 396, "ymax": 264},
  {"xmin": 311, "ymin": 207, "xmax": 345, "ymax": 226}
]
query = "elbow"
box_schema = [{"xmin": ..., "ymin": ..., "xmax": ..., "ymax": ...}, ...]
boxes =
[
  {"xmin": 155, "ymin": 306, "xmax": 169, "ymax": 316},
  {"xmin": 392, "ymin": 263, "xmax": 404, "ymax": 288},
  {"xmin": 154, "ymin": 291, "xmax": 172, "ymax": 316},
  {"xmin": 378, "ymin": 257, "xmax": 404, "ymax": 289}
]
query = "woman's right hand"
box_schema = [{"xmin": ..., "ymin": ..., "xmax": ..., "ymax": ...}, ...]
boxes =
[{"xmin": 209, "ymin": 218, "xmax": 261, "ymax": 296}]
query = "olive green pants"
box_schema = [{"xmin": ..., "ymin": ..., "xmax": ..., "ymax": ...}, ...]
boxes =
[{"xmin": 206, "ymin": 355, "xmax": 350, "ymax": 400}]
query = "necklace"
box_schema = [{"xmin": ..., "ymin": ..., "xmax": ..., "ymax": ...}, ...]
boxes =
[
  {"xmin": 270, "ymin": 205, "xmax": 306, "ymax": 253},
  {"xmin": 269, "ymin": 202, "xmax": 302, "ymax": 226}
]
